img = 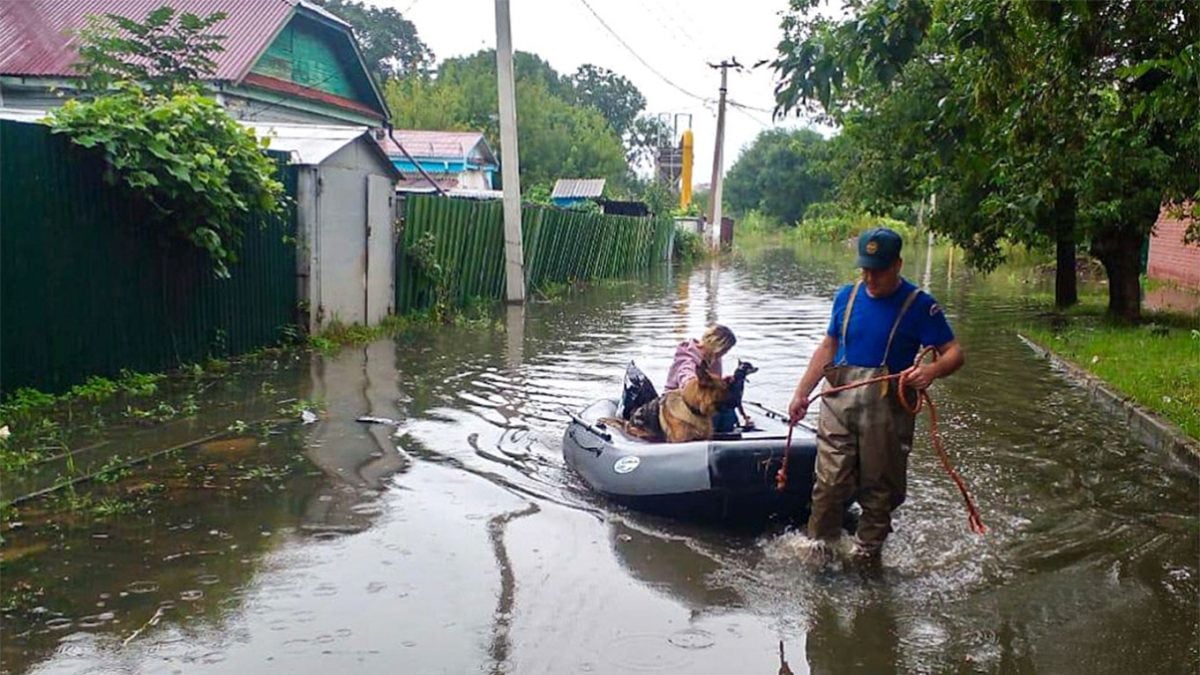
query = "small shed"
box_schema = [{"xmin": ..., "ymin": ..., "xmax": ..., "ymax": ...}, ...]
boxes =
[
  {"xmin": 248, "ymin": 122, "xmax": 400, "ymax": 331},
  {"xmin": 551, "ymin": 178, "xmax": 606, "ymax": 208}
]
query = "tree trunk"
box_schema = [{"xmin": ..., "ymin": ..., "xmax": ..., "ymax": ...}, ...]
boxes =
[
  {"xmin": 1090, "ymin": 227, "xmax": 1144, "ymax": 322},
  {"xmin": 1053, "ymin": 190, "xmax": 1078, "ymax": 308}
]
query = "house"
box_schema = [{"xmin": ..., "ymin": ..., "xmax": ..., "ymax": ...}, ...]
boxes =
[
  {"xmin": 551, "ymin": 178, "xmax": 605, "ymax": 208},
  {"xmin": 245, "ymin": 122, "xmax": 401, "ymax": 329},
  {"xmin": 0, "ymin": 0, "xmax": 388, "ymax": 126},
  {"xmin": 375, "ymin": 129, "xmax": 499, "ymax": 195}
]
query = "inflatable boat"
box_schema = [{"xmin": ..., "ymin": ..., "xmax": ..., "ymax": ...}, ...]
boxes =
[{"xmin": 562, "ymin": 399, "xmax": 819, "ymax": 522}]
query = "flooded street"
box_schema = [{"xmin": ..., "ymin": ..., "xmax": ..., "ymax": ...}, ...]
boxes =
[{"xmin": 3, "ymin": 243, "xmax": 1197, "ymax": 674}]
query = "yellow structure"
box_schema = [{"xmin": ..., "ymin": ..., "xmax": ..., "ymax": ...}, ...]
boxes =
[{"xmin": 680, "ymin": 129, "xmax": 694, "ymax": 210}]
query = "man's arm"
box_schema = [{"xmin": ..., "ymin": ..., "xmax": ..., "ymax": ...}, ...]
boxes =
[
  {"xmin": 902, "ymin": 339, "xmax": 964, "ymax": 390},
  {"xmin": 788, "ymin": 334, "xmax": 838, "ymax": 422}
]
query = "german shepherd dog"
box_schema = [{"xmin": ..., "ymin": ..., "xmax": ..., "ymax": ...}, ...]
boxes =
[{"xmin": 604, "ymin": 361, "xmax": 732, "ymax": 443}]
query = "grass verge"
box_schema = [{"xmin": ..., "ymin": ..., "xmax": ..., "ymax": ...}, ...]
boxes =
[{"xmin": 1022, "ymin": 301, "xmax": 1200, "ymax": 439}]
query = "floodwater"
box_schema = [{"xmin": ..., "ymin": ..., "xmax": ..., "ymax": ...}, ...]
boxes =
[{"xmin": 2, "ymin": 243, "xmax": 1197, "ymax": 674}]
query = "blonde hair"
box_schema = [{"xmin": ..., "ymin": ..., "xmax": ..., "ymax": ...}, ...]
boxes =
[{"xmin": 700, "ymin": 324, "xmax": 736, "ymax": 356}]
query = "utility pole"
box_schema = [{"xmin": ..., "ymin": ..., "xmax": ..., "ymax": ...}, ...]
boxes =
[
  {"xmin": 495, "ymin": 0, "xmax": 525, "ymax": 303},
  {"xmin": 707, "ymin": 58, "xmax": 739, "ymax": 251}
]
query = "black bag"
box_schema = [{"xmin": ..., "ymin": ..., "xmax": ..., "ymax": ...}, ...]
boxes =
[{"xmin": 619, "ymin": 361, "xmax": 658, "ymax": 420}]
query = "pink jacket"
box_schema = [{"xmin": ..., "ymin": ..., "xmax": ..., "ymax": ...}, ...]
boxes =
[{"xmin": 664, "ymin": 339, "xmax": 723, "ymax": 391}]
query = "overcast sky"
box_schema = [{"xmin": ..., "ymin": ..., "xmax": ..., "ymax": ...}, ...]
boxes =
[{"xmin": 370, "ymin": 0, "xmax": 829, "ymax": 185}]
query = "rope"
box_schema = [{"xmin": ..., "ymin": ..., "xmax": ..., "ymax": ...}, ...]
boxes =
[{"xmin": 776, "ymin": 346, "xmax": 986, "ymax": 535}]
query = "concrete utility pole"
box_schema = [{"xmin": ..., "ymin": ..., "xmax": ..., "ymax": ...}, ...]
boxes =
[
  {"xmin": 707, "ymin": 58, "xmax": 739, "ymax": 251},
  {"xmin": 495, "ymin": 0, "xmax": 525, "ymax": 303}
]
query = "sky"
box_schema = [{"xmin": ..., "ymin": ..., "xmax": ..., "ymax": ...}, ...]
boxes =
[{"xmin": 371, "ymin": 0, "xmax": 830, "ymax": 185}]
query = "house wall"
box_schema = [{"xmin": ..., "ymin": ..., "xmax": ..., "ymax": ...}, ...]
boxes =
[
  {"xmin": 1147, "ymin": 206, "xmax": 1200, "ymax": 288},
  {"xmin": 250, "ymin": 17, "xmax": 373, "ymax": 107},
  {"xmin": 0, "ymin": 79, "xmax": 371, "ymax": 126}
]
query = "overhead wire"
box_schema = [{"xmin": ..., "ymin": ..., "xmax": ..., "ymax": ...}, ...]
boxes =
[{"xmin": 575, "ymin": 0, "xmax": 712, "ymax": 104}]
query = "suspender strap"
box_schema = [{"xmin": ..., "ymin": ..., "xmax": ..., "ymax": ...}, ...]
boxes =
[
  {"xmin": 881, "ymin": 288, "xmax": 922, "ymax": 367},
  {"xmin": 838, "ymin": 280, "xmax": 863, "ymax": 355}
]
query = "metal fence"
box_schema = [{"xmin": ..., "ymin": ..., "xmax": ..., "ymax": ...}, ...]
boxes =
[
  {"xmin": 396, "ymin": 195, "xmax": 674, "ymax": 313},
  {"xmin": 0, "ymin": 120, "xmax": 298, "ymax": 395}
]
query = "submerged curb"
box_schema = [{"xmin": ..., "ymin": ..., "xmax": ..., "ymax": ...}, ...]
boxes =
[{"xmin": 1017, "ymin": 333, "xmax": 1200, "ymax": 468}]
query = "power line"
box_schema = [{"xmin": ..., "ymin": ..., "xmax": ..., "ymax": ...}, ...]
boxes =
[
  {"xmin": 730, "ymin": 103, "xmax": 773, "ymax": 130},
  {"xmin": 575, "ymin": 0, "xmax": 711, "ymax": 104},
  {"xmin": 728, "ymin": 98, "xmax": 777, "ymax": 116}
]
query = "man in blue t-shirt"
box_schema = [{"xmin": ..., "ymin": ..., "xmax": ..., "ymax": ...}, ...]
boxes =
[{"xmin": 788, "ymin": 227, "xmax": 965, "ymax": 562}]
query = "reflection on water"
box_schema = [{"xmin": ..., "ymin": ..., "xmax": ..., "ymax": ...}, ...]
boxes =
[{"xmin": 2, "ymin": 244, "xmax": 1196, "ymax": 674}]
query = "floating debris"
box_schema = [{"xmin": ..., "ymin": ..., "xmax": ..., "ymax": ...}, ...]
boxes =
[{"xmin": 356, "ymin": 416, "xmax": 400, "ymax": 426}]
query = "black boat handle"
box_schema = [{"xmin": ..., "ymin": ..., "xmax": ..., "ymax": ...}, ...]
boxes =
[{"xmin": 567, "ymin": 427, "xmax": 606, "ymax": 456}]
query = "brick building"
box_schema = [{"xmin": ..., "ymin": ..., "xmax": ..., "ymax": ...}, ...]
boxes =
[{"xmin": 1146, "ymin": 205, "xmax": 1200, "ymax": 288}]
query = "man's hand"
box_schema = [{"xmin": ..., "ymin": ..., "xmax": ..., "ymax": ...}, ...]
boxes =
[
  {"xmin": 901, "ymin": 363, "xmax": 936, "ymax": 390},
  {"xmin": 788, "ymin": 394, "xmax": 811, "ymax": 424}
]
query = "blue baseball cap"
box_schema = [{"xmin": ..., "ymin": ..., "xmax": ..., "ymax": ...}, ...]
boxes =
[{"xmin": 856, "ymin": 227, "xmax": 903, "ymax": 269}]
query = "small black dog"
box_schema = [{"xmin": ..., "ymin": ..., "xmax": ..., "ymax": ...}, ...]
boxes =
[{"xmin": 722, "ymin": 359, "xmax": 758, "ymax": 429}]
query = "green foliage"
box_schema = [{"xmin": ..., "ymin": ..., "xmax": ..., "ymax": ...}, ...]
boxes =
[
  {"xmin": 641, "ymin": 181, "xmax": 674, "ymax": 216},
  {"xmin": 315, "ymin": 0, "xmax": 433, "ymax": 81},
  {"xmin": 48, "ymin": 86, "xmax": 286, "ymax": 278},
  {"xmin": 570, "ymin": 64, "xmax": 645, "ymax": 137},
  {"xmin": 73, "ymin": 5, "xmax": 227, "ymax": 95},
  {"xmin": 798, "ymin": 213, "xmax": 913, "ymax": 244},
  {"xmin": 724, "ymin": 128, "xmax": 841, "ymax": 224},
  {"xmin": 406, "ymin": 230, "xmax": 455, "ymax": 321},
  {"xmin": 383, "ymin": 51, "xmax": 640, "ymax": 193},
  {"xmin": 673, "ymin": 227, "xmax": 707, "ymax": 263},
  {"xmin": 772, "ymin": 0, "xmax": 1200, "ymax": 319}
]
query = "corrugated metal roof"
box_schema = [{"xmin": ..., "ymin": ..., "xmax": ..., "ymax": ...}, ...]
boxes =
[
  {"xmin": 378, "ymin": 130, "xmax": 496, "ymax": 165},
  {"xmin": 551, "ymin": 178, "xmax": 606, "ymax": 199},
  {"xmin": 0, "ymin": 0, "xmax": 296, "ymax": 81},
  {"xmin": 243, "ymin": 122, "xmax": 395, "ymax": 176}
]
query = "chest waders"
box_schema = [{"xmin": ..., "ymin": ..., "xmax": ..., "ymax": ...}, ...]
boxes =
[{"xmin": 808, "ymin": 280, "xmax": 922, "ymax": 550}]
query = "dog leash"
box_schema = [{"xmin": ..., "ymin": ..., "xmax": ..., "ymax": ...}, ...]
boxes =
[{"xmin": 776, "ymin": 346, "xmax": 986, "ymax": 535}]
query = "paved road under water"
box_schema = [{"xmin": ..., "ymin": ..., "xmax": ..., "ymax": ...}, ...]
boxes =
[{"xmin": 2, "ymin": 243, "xmax": 1197, "ymax": 674}]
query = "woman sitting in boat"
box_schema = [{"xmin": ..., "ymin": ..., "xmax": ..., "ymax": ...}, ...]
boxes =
[{"xmin": 665, "ymin": 324, "xmax": 738, "ymax": 432}]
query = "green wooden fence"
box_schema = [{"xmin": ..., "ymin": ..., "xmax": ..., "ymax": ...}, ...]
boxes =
[
  {"xmin": 395, "ymin": 195, "xmax": 674, "ymax": 313},
  {"xmin": 0, "ymin": 120, "xmax": 298, "ymax": 396}
]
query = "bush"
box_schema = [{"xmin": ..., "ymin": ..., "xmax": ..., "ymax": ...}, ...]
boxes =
[
  {"xmin": 736, "ymin": 209, "xmax": 783, "ymax": 235},
  {"xmin": 798, "ymin": 212, "xmax": 914, "ymax": 243},
  {"xmin": 47, "ymin": 85, "xmax": 285, "ymax": 278},
  {"xmin": 673, "ymin": 227, "xmax": 706, "ymax": 263}
]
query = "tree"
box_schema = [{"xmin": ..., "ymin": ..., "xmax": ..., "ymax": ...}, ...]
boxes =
[
  {"xmin": 724, "ymin": 128, "xmax": 839, "ymax": 225},
  {"xmin": 625, "ymin": 115, "xmax": 671, "ymax": 173},
  {"xmin": 74, "ymin": 5, "xmax": 227, "ymax": 94},
  {"xmin": 315, "ymin": 0, "xmax": 433, "ymax": 81},
  {"xmin": 384, "ymin": 50, "xmax": 630, "ymax": 193},
  {"xmin": 383, "ymin": 75, "xmax": 467, "ymax": 131},
  {"xmin": 569, "ymin": 64, "xmax": 646, "ymax": 137},
  {"xmin": 773, "ymin": 0, "xmax": 1199, "ymax": 320}
]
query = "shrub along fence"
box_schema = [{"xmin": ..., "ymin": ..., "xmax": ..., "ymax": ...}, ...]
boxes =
[
  {"xmin": 0, "ymin": 119, "xmax": 298, "ymax": 396},
  {"xmin": 396, "ymin": 195, "xmax": 674, "ymax": 313}
]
